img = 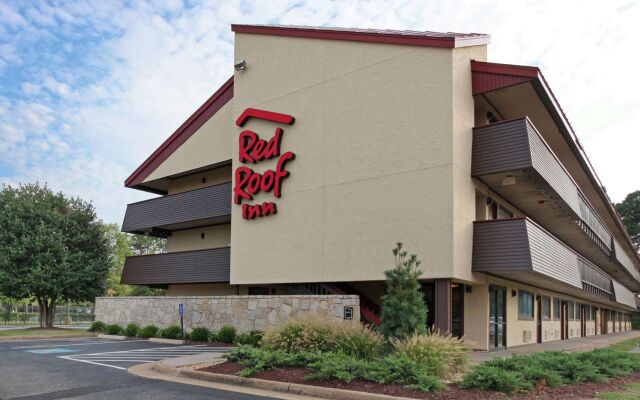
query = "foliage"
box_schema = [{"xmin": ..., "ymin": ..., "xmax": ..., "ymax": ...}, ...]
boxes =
[
  {"xmin": 234, "ymin": 330, "xmax": 263, "ymax": 347},
  {"xmin": 0, "ymin": 183, "xmax": 111, "ymax": 327},
  {"xmin": 461, "ymin": 349, "xmax": 640, "ymax": 393},
  {"xmin": 596, "ymin": 382, "xmax": 640, "ymax": 400},
  {"xmin": 160, "ymin": 325, "xmax": 183, "ymax": 339},
  {"xmin": 632, "ymin": 314, "xmax": 640, "ymax": 330},
  {"xmin": 217, "ymin": 325, "xmax": 237, "ymax": 343},
  {"xmin": 262, "ymin": 315, "xmax": 382, "ymax": 359},
  {"xmin": 88, "ymin": 321, "xmax": 107, "ymax": 332},
  {"xmin": 616, "ymin": 190, "xmax": 640, "ymax": 250},
  {"xmin": 391, "ymin": 330, "xmax": 469, "ymax": 379},
  {"xmin": 190, "ymin": 327, "xmax": 210, "ymax": 342},
  {"xmin": 226, "ymin": 345, "xmax": 322, "ymax": 377},
  {"xmin": 227, "ymin": 347, "xmax": 444, "ymax": 392},
  {"xmin": 102, "ymin": 224, "xmax": 166, "ymax": 297},
  {"xmin": 123, "ymin": 323, "xmax": 140, "ymax": 337},
  {"xmin": 105, "ymin": 324, "xmax": 123, "ymax": 335},
  {"xmin": 379, "ymin": 243, "xmax": 427, "ymax": 338},
  {"xmin": 139, "ymin": 325, "xmax": 159, "ymax": 338}
]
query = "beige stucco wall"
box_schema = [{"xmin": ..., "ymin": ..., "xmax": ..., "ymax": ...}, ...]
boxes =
[
  {"xmin": 229, "ymin": 33, "xmax": 488, "ymax": 285},
  {"xmin": 144, "ymin": 100, "xmax": 234, "ymax": 182},
  {"xmin": 166, "ymin": 224, "xmax": 231, "ymax": 252},
  {"xmin": 167, "ymin": 165, "xmax": 232, "ymax": 195},
  {"xmin": 463, "ymin": 280, "xmax": 489, "ymax": 350},
  {"xmin": 166, "ymin": 283, "xmax": 238, "ymax": 296}
]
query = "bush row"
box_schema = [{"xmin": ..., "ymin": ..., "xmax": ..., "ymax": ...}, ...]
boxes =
[
  {"xmin": 460, "ymin": 349, "xmax": 640, "ymax": 394},
  {"xmin": 88, "ymin": 320, "xmax": 260, "ymax": 344}
]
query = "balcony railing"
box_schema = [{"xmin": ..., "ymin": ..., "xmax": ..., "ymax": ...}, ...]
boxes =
[
  {"xmin": 122, "ymin": 182, "xmax": 231, "ymax": 237},
  {"xmin": 470, "ymin": 118, "xmax": 640, "ymax": 288},
  {"xmin": 120, "ymin": 247, "xmax": 230, "ymax": 286},
  {"xmin": 473, "ymin": 218, "xmax": 634, "ymax": 307}
]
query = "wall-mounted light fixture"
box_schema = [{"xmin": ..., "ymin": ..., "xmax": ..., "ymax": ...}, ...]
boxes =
[{"xmin": 234, "ymin": 60, "xmax": 247, "ymax": 71}]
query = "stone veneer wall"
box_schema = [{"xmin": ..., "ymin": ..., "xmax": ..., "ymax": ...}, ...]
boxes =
[{"xmin": 95, "ymin": 295, "xmax": 360, "ymax": 332}]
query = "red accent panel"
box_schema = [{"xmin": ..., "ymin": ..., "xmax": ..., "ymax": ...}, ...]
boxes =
[
  {"xmin": 236, "ymin": 108, "xmax": 295, "ymax": 127},
  {"xmin": 471, "ymin": 61, "xmax": 539, "ymax": 95},
  {"xmin": 125, "ymin": 76, "xmax": 234, "ymax": 188},
  {"xmin": 232, "ymin": 25, "xmax": 491, "ymax": 49}
]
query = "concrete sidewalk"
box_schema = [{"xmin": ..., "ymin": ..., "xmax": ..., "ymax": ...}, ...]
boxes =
[{"xmin": 470, "ymin": 330, "xmax": 640, "ymax": 364}]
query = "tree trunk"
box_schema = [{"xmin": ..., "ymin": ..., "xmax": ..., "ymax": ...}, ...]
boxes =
[{"xmin": 36, "ymin": 297, "xmax": 57, "ymax": 328}]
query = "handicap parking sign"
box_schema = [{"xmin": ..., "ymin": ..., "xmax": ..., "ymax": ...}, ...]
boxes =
[{"xmin": 178, "ymin": 303, "xmax": 184, "ymax": 316}]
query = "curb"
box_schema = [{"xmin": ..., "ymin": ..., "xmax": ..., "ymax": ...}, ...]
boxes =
[
  {"xmin": 149, "ymin": 338, "xmax": 185, "ymax": 345},
  {"xmin": 176, "ymin": 368, "xmax": 415, "ymax": 400},
  {"xmin": 0, "ymin": 333, "xmax": 97, "ymax": 341},
  {"xmin": 97, "ymin": 334, "xmax": 127, "ymax": 340}
]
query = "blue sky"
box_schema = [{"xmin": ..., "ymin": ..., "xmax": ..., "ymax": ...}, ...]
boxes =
[{"xmin": 1, "ymin": 0, "xmax": 639, "ymax": 224}]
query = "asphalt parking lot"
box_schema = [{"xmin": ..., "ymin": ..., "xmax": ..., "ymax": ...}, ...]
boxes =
[{"xmin": 0, "ymin": 337, "xmax": 275, "ymax": 400}]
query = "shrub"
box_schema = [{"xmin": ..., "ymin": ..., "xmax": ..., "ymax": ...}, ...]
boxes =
[
  {"xmin": 379, "ymin": 243, "xmax": 428, "ymax": 338},
  {"xmin": 392, "ymin": 330, "xmax": 468, "ymax": 379},
  {"xmin": 88, "ymin": 320, "xmax": 107, "ymax": 332},
  {"xmin": 161, "ymin": 325, "xmax": 184, "ymax": 339},
  {"xmin": 139, "ymin": 325, "xmax": 160, "ymax": 338},
  {"xmin": 234, "ymin": 330, "xmax": 263, "ymax": 347},
  {"xmin": 105, "ymin": 324, "xmax": 123, "ymax": 335},
  {"xmin": 262, "ymin": 315, "xmax": 382, "ymax": 358},
  {"xmin": 460, "ymin": 365, "xmax": 533, "ymax": 394},
  {"xmin": 217, "ymin": 324, "xmax": 237, "ymax": 343},
  {"xmin": 578, "ymin": 349, "xmax": 640, "ymax": 377},
  {"xmin": 226, "ymin": 345, "xmax": 321, "ymax": 377},
  {"xmin": 123, "ymin": 323, "xmax": 140, "ymax": 337},
  {"xmin": 190, "ymin": 327, "xmax": 210, "ymax": 342}
]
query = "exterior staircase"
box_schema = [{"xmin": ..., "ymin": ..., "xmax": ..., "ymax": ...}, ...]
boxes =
[{"xmin": 288, "ymin": 282, "xmax": 382, "ymax": 326}]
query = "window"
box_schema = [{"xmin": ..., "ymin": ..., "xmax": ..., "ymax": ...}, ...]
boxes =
[
  {"xmin": 248, "ymin": 287, "xmax": 270, "ymax": 295},
  {"xmin": 518, "ymin": 291, "xmax": 534, "ymax": 320},
  {"xmin": 568, "ymin": 302, "xmax": 574, "ymax": 321},
  {"xmin": 498, "ymin": 205, "xmax": 514, "ymax": 219},
  {"xmin": 541, "ymin": 296, "xmax": 551, "ymax": 320},
  {"xmin": 553, "ymin": 298, "xmax": 560, "ymax": 320}
]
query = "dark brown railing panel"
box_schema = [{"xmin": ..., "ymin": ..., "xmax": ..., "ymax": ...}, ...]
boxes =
[
  {"xmin": 122, "ymin": 182, "xmax": 231, "ymax": 235},
  {"xmin": 121, "ymin": 247, "xmax": 230, "ymax": 286}
]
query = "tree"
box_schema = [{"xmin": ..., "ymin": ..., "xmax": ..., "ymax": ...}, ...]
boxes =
[
  {"xmin": 379, "ymin": 242, "xmax": 428, "ymax": 338},
  {"xmin": 616, "ymin": 190, "xmax": 640, "ymax": 251},
  {"xmin": 0, "ymin": 183, "xmax": 110, "ymax": 327}
]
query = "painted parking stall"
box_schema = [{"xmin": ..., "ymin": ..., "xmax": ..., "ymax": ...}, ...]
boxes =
[{"xmin": 57, "ymin": 344, "xmax": 229, "ymax": 370}]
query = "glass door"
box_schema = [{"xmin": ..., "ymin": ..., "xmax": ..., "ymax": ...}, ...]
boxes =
[{"xmin": 489, "ymin": 285, "xmax": 507, "ymax": 350}]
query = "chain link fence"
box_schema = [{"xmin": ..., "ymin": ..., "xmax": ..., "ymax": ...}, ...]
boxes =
[{"xmin": 1, "ymin": 303, "xmax": 95, "ymax": 326}]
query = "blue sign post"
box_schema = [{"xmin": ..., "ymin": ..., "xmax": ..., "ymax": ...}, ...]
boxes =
[{"xmin": 178, "ymin": 304, "xmax": 184, "ymax": 340}]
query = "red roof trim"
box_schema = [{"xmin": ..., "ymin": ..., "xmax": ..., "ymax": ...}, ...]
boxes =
[
  {"xmin": 231, "ymin": 24, "xmax": 490, "ymax": 49},
  {"xmin": 125, "ymin": 76, "xmax": 234, "ymax": 188},
  {"xmin": 471, "ymin": 60, "xmax": 539, "ymax": 78},
  {"xmin": 236, "ymin": 108, "xmax": 295, "ymax": 127}
]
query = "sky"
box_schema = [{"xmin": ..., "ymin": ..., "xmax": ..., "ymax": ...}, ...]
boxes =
[{"xmin": 0, "ymin": 0, "xmax": 639, "ymax": 224}]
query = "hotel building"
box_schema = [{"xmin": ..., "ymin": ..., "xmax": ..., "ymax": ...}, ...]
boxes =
[{"xmin": 119, "ymin": 25, "xmax": 638, "ymax": 350}]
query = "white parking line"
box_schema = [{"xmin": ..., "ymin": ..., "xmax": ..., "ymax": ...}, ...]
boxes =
[
  {"xmin": 58, "ymin": 345, "xmax": 230, "ymax": 370},
  {"xmin": 11, "ymin": 340, "xmax": 144, "ymax": 349}
]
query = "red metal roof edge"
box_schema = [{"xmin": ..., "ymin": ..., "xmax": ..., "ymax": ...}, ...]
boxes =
[
  {"xmin": 472, "ymin": 60, "xmax": 640, "ymax": 269},
  {"xmin": 124, "ymin": 76, "xmax": 234, "ymax": 188},
  {"xmin": 231, "ymin": 24, "xmax": 490, "ymax": 48}
]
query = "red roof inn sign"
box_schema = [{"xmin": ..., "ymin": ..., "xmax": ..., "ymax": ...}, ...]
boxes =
[{"xmin": 233, "ymin": 108, "xmax": 296, "ymax": 220}]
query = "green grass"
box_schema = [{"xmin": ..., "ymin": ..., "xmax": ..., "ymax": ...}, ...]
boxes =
[
  {"xmin": 607, "ymin": 337, "xmax": 640, "ymax": 352},
  {"xmin": 0, "ymin": 328, "xmax": 94, "ymax": 339},
  {"xmin": 597, "ymin": 383, "xmax": 640, "ymax": 400}
]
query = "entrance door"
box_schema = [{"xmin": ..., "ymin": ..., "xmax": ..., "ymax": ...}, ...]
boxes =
[
  {"xmin": 536, "ymin": 295, "xmax": 542, "ymax": 343},
  {"xmin": 489, "ymin": 286, "xmax": 507, "ymax": 350},
  {"xmin": 451, "ymin": 283, "xmax": 464, "ymax": 338},
  {"xmin": 560, "ymin": 301, "xmax": 568, "ymax": 340},
  {"xmin": 580, "ymin": 305, "xmax": 586, "ymax": 337}
]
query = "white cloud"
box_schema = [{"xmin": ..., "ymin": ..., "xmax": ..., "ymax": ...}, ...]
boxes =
[{"xmin": 0, "ymin": 0, "xmax": 639, "ymax": 226}]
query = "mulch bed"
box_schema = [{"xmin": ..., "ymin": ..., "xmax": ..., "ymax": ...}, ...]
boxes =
[{"xmin": 200, "ymin": 362, "xmax": 640, "ymax": 399}]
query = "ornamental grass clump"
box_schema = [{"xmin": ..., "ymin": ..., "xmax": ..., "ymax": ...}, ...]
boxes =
[
  {"xmin": 123, "ymin": 323, "xmax": 140, "ymax": 337},
  {"xmin": 105, "ymin": 324, "xmax": 123, "ymax": 335},
  {"xmin": 392, "ymin": 330, "xmax": 469, "ymax": 379},
  {"xmin": 262, "ymin": 315, "xmax": 382, "ymax": 359}
]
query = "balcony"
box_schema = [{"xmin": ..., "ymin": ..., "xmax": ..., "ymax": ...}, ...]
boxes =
[
  {"xmin": 120, "ymin": 247, "xmax": 230, "ymax": 287},
  {"xmin": 472, "ymin": 118, "xmax": 640, "ymax": 288},
  {"xmin": 472, "ymin": 218, "xmax": 636, "ymax": 308},
  {"xmin": 122, "ymin": 182, "xmax": 231, "ymax": 237}
]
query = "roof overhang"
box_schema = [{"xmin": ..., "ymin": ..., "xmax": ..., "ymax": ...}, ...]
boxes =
[
  {"xmin": 232, "ymin": 24, "xmax": 491, "ymax": 48},
  {"xmin": 471, "ymin": 61, "xmax": 640, "ymax": 272}
]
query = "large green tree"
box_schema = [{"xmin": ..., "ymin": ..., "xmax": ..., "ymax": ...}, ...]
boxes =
[
  {"xmin": 0, "ymin": 183, "xmax": 110, "ymax": 327},
  {"xmin": 616, "ymin": 190, "xmax": 640, "ymax": 251}
]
